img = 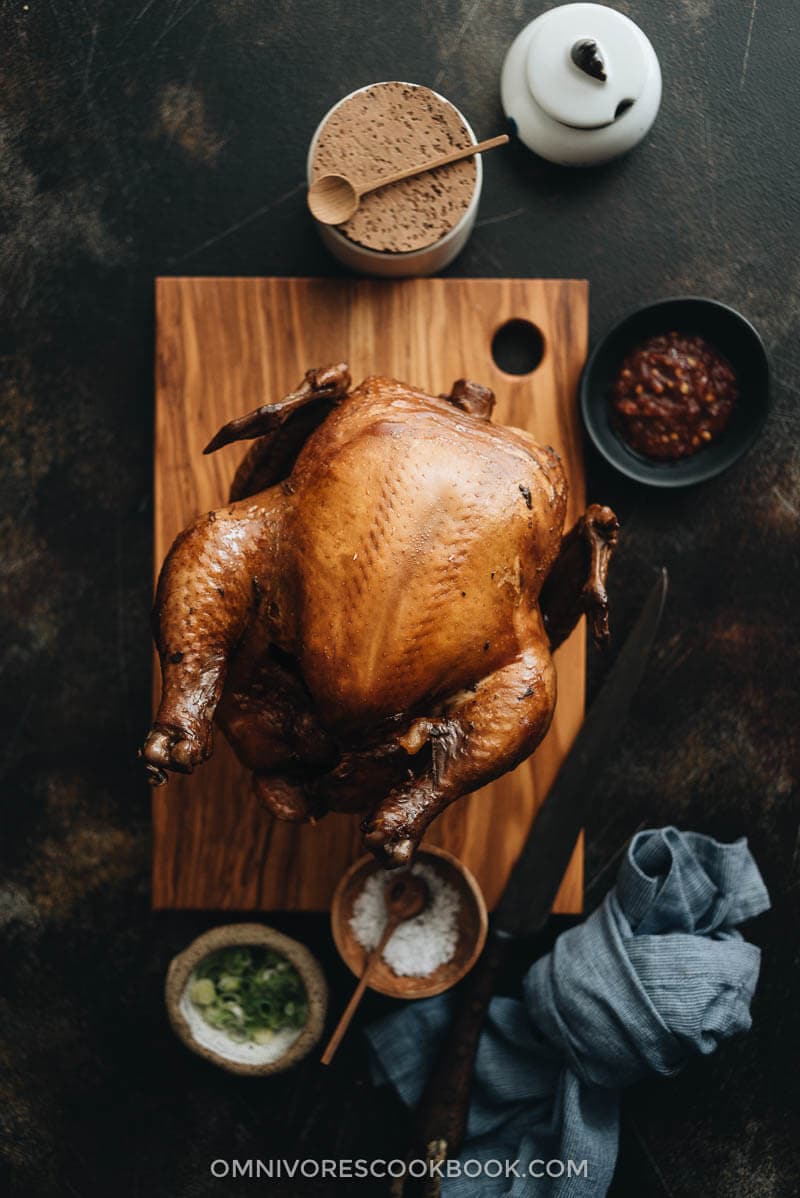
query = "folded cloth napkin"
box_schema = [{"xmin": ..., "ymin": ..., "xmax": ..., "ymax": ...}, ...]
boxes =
[{"xmin": 367, "ymin": 827, "xmax": 770, "ymax": 1197}]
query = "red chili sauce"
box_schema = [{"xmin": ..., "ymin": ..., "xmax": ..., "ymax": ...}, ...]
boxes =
[{"xmin": 610, "ymin": 332, "xmax": 738, "ymax": 460}]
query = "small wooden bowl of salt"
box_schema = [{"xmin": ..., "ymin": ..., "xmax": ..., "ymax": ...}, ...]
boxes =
[{"xmin": 331, "ymin": 846, "xmax": 488, "ymax": 999}]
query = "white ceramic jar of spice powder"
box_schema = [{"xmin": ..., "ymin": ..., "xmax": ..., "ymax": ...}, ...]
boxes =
[{"xmin": 306, "ymin": 81, "xmax": 483, "ymax": 277}]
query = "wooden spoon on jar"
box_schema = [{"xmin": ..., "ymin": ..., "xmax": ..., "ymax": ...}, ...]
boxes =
[
  {"xmin": 321, "ymin": 873, "xmax": 429, "ymax": 1065},
  {"xmin": 308, "ymin": 134, "xmax": 509, "ymax": 226}
]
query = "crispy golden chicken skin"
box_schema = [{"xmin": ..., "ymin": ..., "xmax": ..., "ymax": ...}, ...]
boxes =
[{"xmin": 143, "ymin": 365, "xmax": 618, "ymax": 865}]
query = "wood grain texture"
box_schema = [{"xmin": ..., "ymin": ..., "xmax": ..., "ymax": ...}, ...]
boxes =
[{"xmin": 152, "ymin": 277, "xmax": 588, "ymax": 912}]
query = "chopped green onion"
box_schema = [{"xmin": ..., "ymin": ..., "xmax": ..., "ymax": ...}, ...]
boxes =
[
  {"xmin": 189, "ymin": 978, "xmax": 216, "ymax": 1006},
  {"xmin": 187, "ymin": 945, "xmax": 308, "ymax": 1043}
]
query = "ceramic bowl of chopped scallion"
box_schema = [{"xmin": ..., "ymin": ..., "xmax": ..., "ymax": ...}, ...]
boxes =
[{"xmin": 166, "ymin": 924, "xmax": 327, "ymax": 1075}]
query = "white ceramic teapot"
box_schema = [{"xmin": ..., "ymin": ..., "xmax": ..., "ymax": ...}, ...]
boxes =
[{"xmin": 501, "ymin": 3, "xmax": 661, "ymax": 166}]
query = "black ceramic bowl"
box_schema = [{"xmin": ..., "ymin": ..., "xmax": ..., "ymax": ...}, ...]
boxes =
[{"xmin": 580, "ymin": 298, "xmax": 770, "ymax": 487}]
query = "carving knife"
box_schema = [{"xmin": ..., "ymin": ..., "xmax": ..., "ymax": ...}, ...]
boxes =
[{"xmin": 396, "ymin": 568, "xmax": 668, "ymax": 1197}]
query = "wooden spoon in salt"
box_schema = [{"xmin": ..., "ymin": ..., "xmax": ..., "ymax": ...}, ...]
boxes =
[{"xmin": 321, "ymin": 873, "xmax": 429, "ymax": 1065}]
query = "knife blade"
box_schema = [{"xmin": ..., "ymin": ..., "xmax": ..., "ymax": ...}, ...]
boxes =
[{"xmin": 397, "ymin": 568, "xmax": 668, "ymax": 1196}]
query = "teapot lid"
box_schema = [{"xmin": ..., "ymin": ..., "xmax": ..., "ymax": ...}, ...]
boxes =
[{"xmin": 526, "ymin": 3, "xmax": 649, "ymax": 129}]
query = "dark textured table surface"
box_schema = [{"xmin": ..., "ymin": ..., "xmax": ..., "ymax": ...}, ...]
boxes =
[{"xmin": 1, "ymin": 1, "xmax": 798, "ymax": 1195}]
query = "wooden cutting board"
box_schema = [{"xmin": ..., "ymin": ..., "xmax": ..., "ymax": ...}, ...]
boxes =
[{"xmin": 153, "ymin": 277, "xmax": 588, "ymax": 913}]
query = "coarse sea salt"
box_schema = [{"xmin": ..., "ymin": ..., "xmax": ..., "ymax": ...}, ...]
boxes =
[{"xmin": 349, "ymin": 861, "xmax": 460, "ymax": 977}]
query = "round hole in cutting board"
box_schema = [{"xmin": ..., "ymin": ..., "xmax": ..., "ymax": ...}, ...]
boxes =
[{"xmin": 491, "ymin": 319, "xmax": 545, "ymax": 376}]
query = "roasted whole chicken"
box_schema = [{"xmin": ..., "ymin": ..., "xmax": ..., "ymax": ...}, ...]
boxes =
[{"xmin": 143, "ymin": 365, "xmax": 618, "ymax": 866}]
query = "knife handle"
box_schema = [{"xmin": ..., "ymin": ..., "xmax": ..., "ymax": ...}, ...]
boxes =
[{"xmin": 404, "ymin": 930, "xmax": 512, "ymax": 1183}]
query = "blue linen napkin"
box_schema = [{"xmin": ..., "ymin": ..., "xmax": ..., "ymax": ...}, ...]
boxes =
[{"xmin": 367, "ymin": 827, "xmax": 770, "ymax": 1197}]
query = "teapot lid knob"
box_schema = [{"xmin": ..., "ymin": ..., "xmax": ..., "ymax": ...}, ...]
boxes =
[{"xmin": 570, "ymin": 38, "xmax": 607, "ymax": 82}]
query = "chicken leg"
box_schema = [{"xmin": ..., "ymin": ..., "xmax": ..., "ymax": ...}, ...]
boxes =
[
  {"xmin": 361, "ymin": 622, "xmax": 557, "ymax": 866},
  {"xmin": 143, "ymin": 499, "xmax": 281, "ymax": 784}
]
